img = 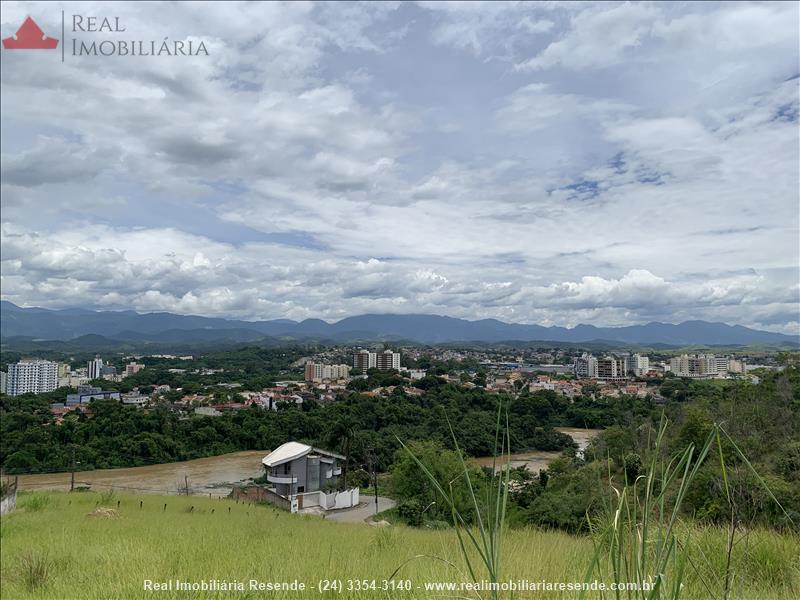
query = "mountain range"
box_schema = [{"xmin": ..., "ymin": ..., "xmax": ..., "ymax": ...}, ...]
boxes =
[{"xmin": 1, "ymin": 301, "xmax": 797, "ymax": 347}]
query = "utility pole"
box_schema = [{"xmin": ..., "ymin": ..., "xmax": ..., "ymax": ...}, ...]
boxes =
[
  {"xmin": 289, "ymin": 475, "xmax": 295, "ymax": 513},
  {"xmin": 373, "ymin": 467, "xmax": 379, "ymax": 514},
  {"xmin": 70, "ymin": 446, "xmax": 76, "ymax": 492},
  {"xmin": 184, "ymin": 474, "xmax": 189, "ymax": 496},
  {"xmin": 368, "ymin": 450, "xmax": 378, "ymax": 514}
]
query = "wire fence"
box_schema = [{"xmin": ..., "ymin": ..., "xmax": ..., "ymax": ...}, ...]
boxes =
[
  {"xmin": 10, "ymin": 475, "xmax": 274, "ymax": 516},
  {"xmin": 4, "ymin": 471, "xmax": 244, "ymax": 499},
  {"xmin": 2, "ymin": 447, "xmax": 266, "ymax": 499},
  {"xmin": 0, "ymin": 448, "xmax": 265, "ymax": 476},
  {"xmin": 71, "ymin": 491, "xmax": 270, "ymax": 517}
]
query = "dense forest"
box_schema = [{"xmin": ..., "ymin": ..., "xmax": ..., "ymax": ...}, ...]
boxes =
[
  {"xmin": 1, "ymin": 346, "xmax": 656, "ymax": 475},
  {"xmin": 388, "ymin": 367, "xmax": 800, "ymax": 532},
  {"xmin": 0, "ymin": 373, "xmax": 607, "ymax": 475},
  {"xmin": 532, "ymin": 366, "xmax": 800, "ymax": 532}
]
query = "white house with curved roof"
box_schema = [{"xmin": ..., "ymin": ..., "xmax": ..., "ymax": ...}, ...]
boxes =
[{"xmin": 262, "ymin": 442, "xmax": 357, "ymax": 512}]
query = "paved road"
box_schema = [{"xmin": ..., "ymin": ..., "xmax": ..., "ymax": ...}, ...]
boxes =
[{"xmin": 324, "ymin": 495, "xmax": 396, "ymax": 523}]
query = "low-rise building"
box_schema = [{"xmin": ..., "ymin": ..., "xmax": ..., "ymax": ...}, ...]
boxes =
[
  {"xmin": 246, "ymin": 389, "xmax": 305, "ymax": 410},
  {"xmin": 261, "ymin": 442, "xmax": 358, "ymax": 513},
  {"xmin": 403, "ymin": 369, "xmax": 427, "ymax": 380},
  {"xmin": 49, "ymin": 403, "xmax": 92, "ymax": 422},
  {"xmin": 66, "ymin": 386, "xmax": 121, "ymax": 405},
  {"xmin": 58, "ymin": 374, "xmax": 90, "ymax": 388},
  {"xmin": 125, "ymin": 362, "xmax": 145, "ymax": 377},
  {"xmin": 121, "ymin": 392, "xmax": 150, "ymax": 408}
]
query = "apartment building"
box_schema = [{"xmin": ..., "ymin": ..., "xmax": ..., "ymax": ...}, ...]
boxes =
[
  {"xmin": 669, "ymin": 354, "xmax": 718, "ymax": 377},
  {"xmin": 375, "ymin": 350, "xmax": 401, "ymax": 371},
  {"xmin": 87, "ymin": 356, "xmax": 105, "ymax": 380},
  {"xmin": 574, "ymin": 354, "xmax": 598, "ymax": 378},
  {"xmin": 629, "ymin": 353, "xmax": 650, "ymax": 376},
  {"xmin": 353, "ymin": 349, "xmax": 401, "ymax": 372},
  {"xmin": 597, "ymin": 357, "xmax": 627, "ymax": 381},
  {"xmin": 304, "ymin": 362, "xmax": 351, "ymax": 382},
  {"xmin": 6, "ymin": 359, "xmax": 58, "ymax": 396},
  {"xmin": 727, "ymin": 358, "xmax": 747, "ymax": 374},
  {"xmin": 353, "ymin": 350, "xmax": 376, "ymax": 371}
]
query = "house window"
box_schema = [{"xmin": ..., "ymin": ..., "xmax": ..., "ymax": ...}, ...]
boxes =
[
  {"xmin": 283, "ymin": 463, "xmax": 290, "ymax": 475},
  {"xmin": 297, "ymin": 486, "xmax": 305, "ymax": 493}
]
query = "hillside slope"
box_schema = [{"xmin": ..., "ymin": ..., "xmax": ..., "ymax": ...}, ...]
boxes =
[{"xmin": 1, "ymin": 491, "xmax": 798, "ymax": 598}]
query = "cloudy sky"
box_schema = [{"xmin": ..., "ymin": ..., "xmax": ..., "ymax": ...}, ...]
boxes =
[{"xmin": 1, "ymin": 1, "xmax": 798, "ymax": 332}]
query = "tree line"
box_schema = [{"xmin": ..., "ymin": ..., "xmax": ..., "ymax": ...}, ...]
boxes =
[
  {"xmin": 389, "ymin": 367, "xmax": 800, "ymax": 533},
  {"xmin": 0, "ymin": 375, "xmax": 606, "ymax": 474}
]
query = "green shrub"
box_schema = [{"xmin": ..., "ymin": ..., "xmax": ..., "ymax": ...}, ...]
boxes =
[
  {"xmin": 622, "ymin": 452, "xmax": 642, "ymax": 482},
  {"xmin": 390, "ymin": 439, "xmax": 482, "ymax": 524},
  {"xmin": 349, "ymin": 468, "xmax": 371, "ymax": 489},
  {"xmin": 20, "ymin": 493, "xmax": 50, "ymax": 512},
  {"xmin": 321, "ymin": 480, "xmax": 339, "ymax": 493},
  {"xmin": 369, "ymin": 527, "xmax": 398, "ymax": 552},
  {"xmin": 99, "ymin": 489, "xmax": 117, "ymax": 505},
  {"xmin": 397, "ymin": 499, "xmax": 422, "ymax": 526},
  {"xmin": 17, "ymin": 550, "xmax": 53, "ymax": 592}
]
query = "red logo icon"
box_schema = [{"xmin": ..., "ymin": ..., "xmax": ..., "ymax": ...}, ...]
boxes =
[{"xmin": 3, "ymin": 16, "xmax": 59, "ymax": 50}]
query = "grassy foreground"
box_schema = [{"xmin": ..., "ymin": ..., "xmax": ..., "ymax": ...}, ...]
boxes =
[{"xmin": 1, "ymin": 491, "xmax": 798, "ymax": 599}]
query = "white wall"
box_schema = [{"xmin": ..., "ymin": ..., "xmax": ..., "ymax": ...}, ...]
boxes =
[
  {"xmin": 290, "ymin": 488, "xmax": 362, "ymax": 512},
  {"xmin": 1, "ymin": 489, "xmax": 17, "ymax": 515},
  {"xmin": 317, "ymin": 488, "xmax": 359, "ymax": 510},
  {"xmin": 331, "ymin": 488, "xmax": 359, "ymax": 509}
]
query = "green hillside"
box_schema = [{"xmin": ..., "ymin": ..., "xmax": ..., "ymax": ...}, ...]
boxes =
[{"xmin": 1, "ymin": 491, "xmax": 798, "ymax": 599}]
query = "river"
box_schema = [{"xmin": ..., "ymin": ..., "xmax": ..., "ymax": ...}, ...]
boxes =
[
  {"xmin": 472, "ymin": 427, "xmax": 601, "ymax": 473},
  {"xmin": 14, "ymin": 428, "xmax": 600, "ymax": 496}
]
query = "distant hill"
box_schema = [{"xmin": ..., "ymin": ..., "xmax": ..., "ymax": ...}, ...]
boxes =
[{"xmin": 1, "ymin": 301, "xmax": 797, "ymax": 346}]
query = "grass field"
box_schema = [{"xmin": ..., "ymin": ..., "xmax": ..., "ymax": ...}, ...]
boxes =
[{"xmin": 1, "ymin": 491, "xmax": 798, "ymax": 599}]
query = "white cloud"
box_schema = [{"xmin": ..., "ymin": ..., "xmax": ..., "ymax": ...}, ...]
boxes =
[
  {"xmin": 495, "ymin": 83, "xmax": 634, "ymax": 132},
  {"xmin": 0, "ymin": 1, "xmax": 797, "ymax": 333},
  {"xmin": 516, "ymin": 2, "xmax": 659, "ymax": 71}
]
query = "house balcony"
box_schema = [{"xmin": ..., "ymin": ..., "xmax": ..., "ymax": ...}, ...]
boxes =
[{"xmin": 267, "ymin": 474, "xmax": 297, "ymax": 485}]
